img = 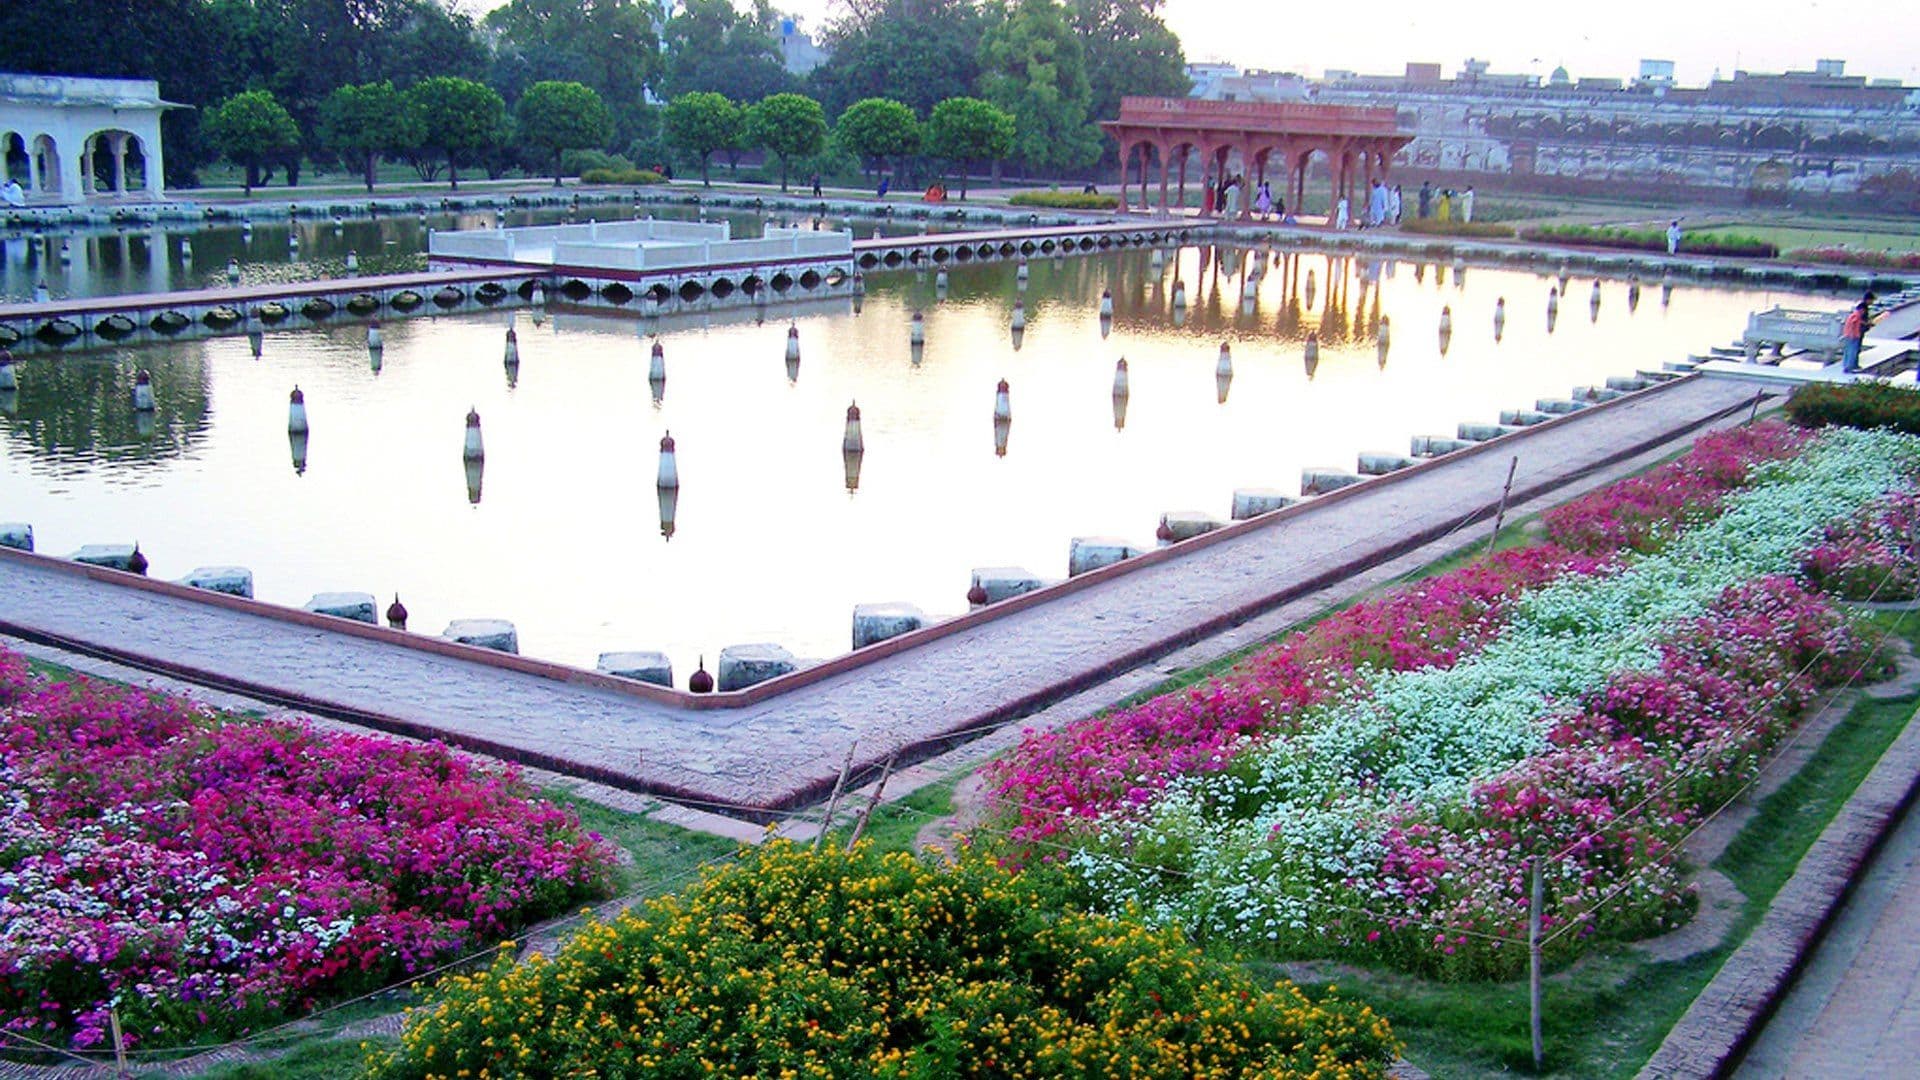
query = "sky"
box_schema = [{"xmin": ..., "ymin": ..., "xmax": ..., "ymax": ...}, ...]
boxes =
[{"xmin": 459, "ymin": 0, "xmax": 1920, "ymax": 87}]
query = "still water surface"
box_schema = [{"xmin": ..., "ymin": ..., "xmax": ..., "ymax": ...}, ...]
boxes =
[{"xmin": 0, "ymin": 245, "xmax": 1844, "ymax": 679}]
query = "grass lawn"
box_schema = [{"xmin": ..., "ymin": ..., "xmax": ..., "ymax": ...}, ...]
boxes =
[
  {"xmin": 1695, "ymin": 223, "xmax": 1920, "ymax": 255},
  {"xmin": 1265, "ymin": 607, "xmax": 1920, "ymax": 1078}
]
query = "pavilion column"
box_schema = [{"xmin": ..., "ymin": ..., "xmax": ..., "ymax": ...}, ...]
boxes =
[
  {"xmin": 111, "ymin": 133, "xmax": 128, "ymax": 194},
  {"xmin": 1177, "ymin": 149, "xmax": 1187, "ymax": 212},
  {"xmin": 1157, "ymin": 142, "xmax": 1171, "ymax": 214},
  {"xmin": 1115, "ymin": 138, "xmax": 1132, "ymax": 211},
  {"xmin": 26, "ymin": 139, "xmax": 40, "ymax": 192}
]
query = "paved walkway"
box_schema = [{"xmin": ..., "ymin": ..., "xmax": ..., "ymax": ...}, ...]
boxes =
[
  {"xmin": 1734, "ymin": 784, "xmax": 1920, "ymax": 1077},
  {"xmin": 0, "ymin": 376, "xmax": 1765, "ymax": 814}
]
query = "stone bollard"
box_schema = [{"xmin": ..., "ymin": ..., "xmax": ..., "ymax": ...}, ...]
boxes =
[
  {"xmin": 0, "ymin": 349, "xmax": 15, "ymax": 393},
  {"xmin": 1098, "ymin": 288, "xmax": 1113, "ymax": 317},
  {"xmin": 909, "ymin": 310, "xmax": 925, "ymax": 346},
  {"xmin": 597, "ymin": 651, "xmax": 674, "ymax": 688},
  {"xmin": 344, "ymin": 249, "xmax": 359, "ymax": 274},
  {"xmin": 1011, "ymin": 297, "xmax": 1026, "ymax": 331},
  {"xmin": 504, "ymin": 324, "xmax": 519, "ymax": 368},
  {"xmin": 852, "ymin": 602, "xmax": 927, "ymax": 649},
  {"xmin": 717, "ymin": 643, "xmax": 796, "ymax": 691},
  {"xmin": 71, "ymin": 543, "xmax": 139, "ymax": 570},
  {"xmin": 656, "ymin": 431, "xmax": 678, "ymax": 489},
  {"xmin": 386, "ymin": 594, "xmax": 409, "ymax": 630},
  {"xmin": 1157, "ymin": 512, "xmax": 1225, "ymax": 543},
  {"xmin": 444, "ymin": 618, "xmax": 518, "ymax": 654},
  {"xmin": 304, "ymin": 592, "xmax": 377, "ymax": 623},
  {"xmin": 132, "ymin": 370, "xmax": 155, "ymax": 412},
  {"xmin": 367, "ymin": 319, "xmax": 383, "ymax": 351},
  {"xmin": 1231, "ymin": 488, "xmax": 1295, "ymax": 520},
  {"xmin": 288, "ymin": 387, "xmax": 308, "ymax": 434},
  {"xmin": 1068, "ymin": 536, "xmax": 1144, "ymax": 576},
  {"xmin": 1301, "ymin": 469, "xmax": 1365, "ymax": 495},
  {"xmin": 0, "ymin": 523, "xmax": 33, "ymax": 551},
  {"xmin": 842, "ymin": 402, "xmax": 864, "ymax": 454},
  {"xmin": 463, "ymin": 408, "xmax": 484, "ymax": 461},
  {"xmin": 972, "ymin": 566, "xmax": 1045, "ymax": 603},
  {"xmin": 1216, "ymin": 342, "xmax": 1233, "ymax": 380},
  {"xmin": 180, "ymin": 566, "xmax": 254, "ymax": 599}
]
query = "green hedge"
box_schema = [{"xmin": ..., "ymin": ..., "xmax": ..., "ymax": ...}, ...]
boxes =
[
  {"xmin": 1786, "ymin": 381, "xmax": 1920, "ymax": 434},
  {"xmin": 1399, "ymin": 217, "xmax": 1517, "ymax": 238},
  {"xmin": 1787, "ymin": 247, "xmax": 1920, "ymax": 271},
  {"xmin": 579, "ymin": 167, "xmax": 667, "ymax": 185},
  {"xmin": 1007, "ymin": 190, "xmax": 1119, "ymax": 210},
  {"xmin": 1523, "ymin": 224, "xmax": 1778, "ymax": 258}
]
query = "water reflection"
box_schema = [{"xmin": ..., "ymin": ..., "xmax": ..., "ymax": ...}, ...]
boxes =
[{"xmin": 0, "ymin": 245, "xmax": 1852, "ymax": 673}]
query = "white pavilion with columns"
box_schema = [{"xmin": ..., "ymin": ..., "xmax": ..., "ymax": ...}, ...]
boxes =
[{"xmin": 1, "ymin": 73, "xmax": 178, "ymax": 205}]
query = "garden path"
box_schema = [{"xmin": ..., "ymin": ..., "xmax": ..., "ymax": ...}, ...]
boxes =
[{"xmin": 0, "ymin": 375, "xmax": 1766, "ymax": 814}]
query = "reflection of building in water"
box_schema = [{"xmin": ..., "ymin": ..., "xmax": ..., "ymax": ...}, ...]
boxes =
[
  {"xmin": 1183, "ymin": 57, "xmax": 1920, "ymax": 207},
  {"xmin": 1, "ymin": 73, "xmax": 180, "ymax": 205},
  {"xmin": 0, "ymin": 351, "xmax": 211, "ymax": 472}
]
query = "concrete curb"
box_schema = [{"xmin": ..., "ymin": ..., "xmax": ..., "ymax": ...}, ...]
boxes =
[{"xmin": 1638, "ymin": 698, "xmax": 1920, "ymax": 1078}]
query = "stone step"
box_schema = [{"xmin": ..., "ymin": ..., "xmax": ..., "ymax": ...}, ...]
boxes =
[
  {"xmin": 1357, "ymin": 453, "xmax": 1418, "ymax": 476},
  {"xmin": 1230, "ymin": 487, "xmax": 1295, "ymax": 520},
  {"xmin": 1301, "ymin": 468, "xmax": 1365, "ymax": 494}
]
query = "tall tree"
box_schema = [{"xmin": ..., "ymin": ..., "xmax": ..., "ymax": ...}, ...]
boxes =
[
  {"xmin": 405, "ymin": 76, "xmax": 505, "ymax": 189},
  {"xmin": 202, "ymin": 90, "xmax": 302, "ymax": 194},
  {"xmin": 661, "ymin": 92, "xmax": 743, "ymax": 186},
  {"xmin": 809, "ymin": 0, "xmax": 985, "ymax": 117},
  {"xmin": 1067, "ymin": 0, "xmax": 1188, "ymax": 133},
  {"xmin": 925, "ymin": 96, "xmax": 1014, "ymax": 197},
  {"xmin": 833, "ymin": 98, "xmax": 922, "ymax": 183},
  {"xmin": 745, "ymin": 92, "xmax": 827, "ymax": 192},
  {"xmin": 975, "ymin": 0, "xmax": 1102, "ymax": 174},
  {"xmin": 517, "ymin": 80, "xmax": 614, "ymax": 185},
  {"xmin": 662, "ymin": 0, "xmax": 794, "ymax": 101},
  {"xmin": 484, "ymin": 0, "xmax": 660, "ymax": 147},
  {"xmin": 318, "ymin": 81, "xmax": 422, "ymax": 192}
]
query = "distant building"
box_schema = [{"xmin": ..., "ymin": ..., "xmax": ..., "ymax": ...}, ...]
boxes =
[
  {"xmin": 777, "ymin": 19, "xmax": 829, "ymax": 77},
  {"xmin": 1184, "ymin": 57, "xmax": 1920, "ymax": 206},
  {"xmin": 1, "ymin": 73, "xmax": 179, "ymax": 205}
]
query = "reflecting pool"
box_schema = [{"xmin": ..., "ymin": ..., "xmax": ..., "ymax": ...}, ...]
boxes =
[{"xmin": 0, "ymin": 244, "xmax": 1847, "ymax": 679}]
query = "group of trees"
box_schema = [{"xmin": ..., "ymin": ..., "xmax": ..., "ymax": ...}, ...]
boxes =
[{"xmin": 0, "ymin": 0, "xmax": 1188, "ymax": 189}]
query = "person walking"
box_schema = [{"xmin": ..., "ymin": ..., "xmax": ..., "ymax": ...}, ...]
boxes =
[
  {"xmin": 1841, "ymin": 299, "xmax": 1872, "ymax": 374},
  {"xmin": 1461, "ymin": 186, "xmax": 1476, "ymax": 223},
  {"xmin": 1201, "ymin": 171, "xmax": 1216, "ymax": 216},
  {"xmin": 1367, "ymin": 179, "xmax": 1389, "ymax": 227},
  {"xmin": 1391, "ymin": 184, "xmax": 1404, "ymax": 224},
  {"xmin": 1666, "ymin": 219, "xmax": 1682, "ymax": 255},
  {"xmin": 1255, "ymin": 180, "xmax": 1274, "ymax": 219},
  {"xmin": 1417, "ymin": 181, "xmax": 1433, "ymax": 219},
  {"xmin": 1334, "ymin": 192, "xmax": 1350, "ymax": 230},
  {"xmin": 1437, "ymin": 189, "xmax": 1453, "ymax": 223}
]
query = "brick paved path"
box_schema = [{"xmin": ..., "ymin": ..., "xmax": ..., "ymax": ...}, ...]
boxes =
[
  {"xmin": 1733, "ymin": 788, "xmax": 1920, "ymax": 1077},
  {"xmin": 0, "ymin": 376, "xmax": 1764, "ymax": 813}
]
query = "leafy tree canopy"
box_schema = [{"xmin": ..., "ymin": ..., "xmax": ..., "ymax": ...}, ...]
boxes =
[
  {"xmin": 925, "ymin": 95, "xmax": 1015, "ymax": 196},
  {"xmin": 976, "ymin": 0, "xmax": 1102, "ymax": 172},
  {"xmin": 517, "ymin": 80, "xmax": 615, "ymax": 183},
  {"xmin": 745, "ymin": 92, "xmax": 828, "ymax": 191},
  {"xmin": 833, "ymin": 97, "xmax": 922, "ymax": 172},
  {"xmin": 661, "ymin": 91, "xmax": 744, "ymax": 186},
  {"xmin": 663, "ymin": 0, "xmax": 794, "ymax": 101},
  {"xmin": 202, "ymin": 89, "xmax": 302, "ymax": 193},
  {"xmin": 318, "ymin": 80, "xmax": 423, "ymax": 191}
]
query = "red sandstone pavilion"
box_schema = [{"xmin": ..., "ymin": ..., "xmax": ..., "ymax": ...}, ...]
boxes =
[{"xmin": 1102, "ymin": 96, "xmax": 1414, "ymax": 219}]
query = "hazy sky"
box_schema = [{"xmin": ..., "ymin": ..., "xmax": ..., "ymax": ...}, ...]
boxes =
[{"xmin": 460, "ymin": 0, "xmax": 1920, "ymax": 86}]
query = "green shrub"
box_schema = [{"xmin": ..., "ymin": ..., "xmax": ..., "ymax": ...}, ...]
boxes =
[
  {"xmin": 560, "ymin": 148, "xmax": 633, "ymax": 176},
  {"xmin": 1787, "ymin": 247, "xmax": 1920, "ymax": 271},
  {"xmin": 1522, "ymin": 223, "xmax": 1778, "ymax": 258},
  {"xmin": 367, "ymin": 842, "xmax": 1401, "ymax": 1079},
  {"xmin": 1399, "ymin": 217, "xmax": 1516, "ymax": 238},
  {"xmin": 578, "ymin": 167, "xmax": 666, "ymax": 185},
  {"xmin": 1787, "ymin": 381, "xmax": 1920, "ymax": 435},
  {"xmin": 1007, "ymin": 190, "xmax": 1120, "ymax": 210}
]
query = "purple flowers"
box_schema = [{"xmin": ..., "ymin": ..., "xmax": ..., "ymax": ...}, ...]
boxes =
[{"xmin": 0, "ymin": 670, "xmax": 616, "ymax": 1050}]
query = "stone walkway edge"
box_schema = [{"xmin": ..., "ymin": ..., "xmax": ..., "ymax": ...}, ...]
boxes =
[{"xmin": 1638, "ymin": 700, "xmax": 1920, "ymax": 1078}]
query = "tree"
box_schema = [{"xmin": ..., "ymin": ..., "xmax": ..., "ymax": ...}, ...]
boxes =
[
  {"xmin": 484, "ymin": 0, "xmax": 660, "ymax": 148},
  {"xmin": 661, "ymin": 91, "xmax": 743, "ymax": 186},
  {"xmin": 809, "ymin": 0, "xmax": 985, "ymax": 116},
  {"xmin": 318, "ymin": 81, "xmax": 421, "ymax": 193},
  {"xmin": 926, "ymin": 97, "xmax": 1015, "ymax": 197},
  {"xmin": 202, "ymin": 90, "xmax": 302, "ymax": 194},
  {"xmin": 662, "ymin": 0, "xmax": 793, "ymax": 101},
  {"xmin": 406, "ymin": 76, "xmax": 506, "ymax": 189},
  {"xmin": 1067, "ymin": 0, "xmax": 1188, "ymax": 142},
  {"xmin": 976, "ymin": 0, "xmax": 1102, "ymax": 173},
  {"xmin": 745, "ymin": 93, "xmax": 827, "ymax": 192},
  {"xmin": 517, "ymin": 80, "xmax": 614, "ymax": 185},
  {"xmin": 833, "ymin": 97, "xmax": 922, "ymax": 184}
]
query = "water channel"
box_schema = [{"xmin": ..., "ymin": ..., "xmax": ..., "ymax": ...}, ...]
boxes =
[{"xmin": 0, "ymin": 242, "xmax": 1848, "ymax": 681}]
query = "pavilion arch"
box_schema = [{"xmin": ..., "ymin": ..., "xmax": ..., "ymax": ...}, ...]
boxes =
[
  {"xmin": 2, "ymin": 132, "xmax": 26, "ymax": 185},
  {"xmin": 81, "ymin": 128, "xmax": 152, "ymax": 195}
]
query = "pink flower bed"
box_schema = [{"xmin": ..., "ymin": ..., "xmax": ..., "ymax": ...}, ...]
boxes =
[
  {"xmin": 1542, "ymin": 422, "xmax": 1812, "ymax": 555},
  {"xmin": 1801, "ymin": 489, "xmax": 1920, "ymax": 601},
  {"xmin": 986, "ymin": 423, "xmax": 1809, "ymax": 852},
  {"xmin": 1361, "ymin": 576, "xmax": 1878, "ymax": 979},
  {"xmin": 984, "ymin": 544, "xmax": 1607, "ymax": 850},
  {"xmin": 0, "ymin": 664, "xmax": 617, "ymax": 1051}
]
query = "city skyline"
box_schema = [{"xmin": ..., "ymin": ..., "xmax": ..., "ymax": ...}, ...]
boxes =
[{"xmin": 461, "ymin": 0, "xmax": 1920, "ymax": 89}]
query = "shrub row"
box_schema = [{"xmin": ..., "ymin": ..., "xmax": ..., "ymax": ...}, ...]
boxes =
[
  {"xmin": 579, "ymin": 167, "xmax": 667, "ymax": 185},
  {"xmin": 1399, "ymin": 218, "xmax": 1518, "ymax": 239},
  {"xmin": 1522, "ymin": 223, "xmax": 1778, "ymax": 258},
  {"xmin": 1007, "ymin": 190, "xmax": 1119, "ymax": 210},
  {"xmin": 1787, "ymin": 380, "xmax": 1920, "ymax": 435},
  {"xmin": 1786, "ymin": 246, "xmax": 1920, "ymax": 271}
]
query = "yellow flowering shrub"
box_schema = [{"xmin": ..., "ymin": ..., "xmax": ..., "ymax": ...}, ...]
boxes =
[{"xmin": 367, "ymin": 841, "xmax": 1398, "ymax": 1078}]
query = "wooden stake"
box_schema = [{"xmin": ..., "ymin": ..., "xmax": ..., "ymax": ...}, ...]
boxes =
[
  {"xmin": 813, "ymin": 741, "xmax": 858, "ymax": 850},
  {"xmin": 845, "ymin": 753, "xmax": 898, "ymax": 851},
  {"xmin": 1746, "ymin": 389, "xmax": 1764, "ymax": 425},
  {"xmin": 110, "ymin": 1007, "xmax": 128, "ymax": 1075},
  {"xmin": 1529, "ymin": 857, "xmax": 1545, "ymax": 1072},
  {"xmin": 1485, "ymin": 455, "xmax": 1519, "ymax": 558}
]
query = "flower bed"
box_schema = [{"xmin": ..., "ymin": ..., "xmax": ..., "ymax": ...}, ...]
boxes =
[
  {"xmin": 368, "ymin": 841, "xmax": 1400, "ymax": 1079},
  {"xmin": 1785, "ymin": 246, "xmax": 1920, "ymax": 271},
  {"xmin": 0, "ymin": 669, "xmax": 617, "ymax": 1052},
  {"xmin": 1786, "ymin": 380, "xmax": 1920, "ymax": 437},
  {"xmin": 985, "ymin": 423, "xmax": 1916, "ymax": 978}
]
